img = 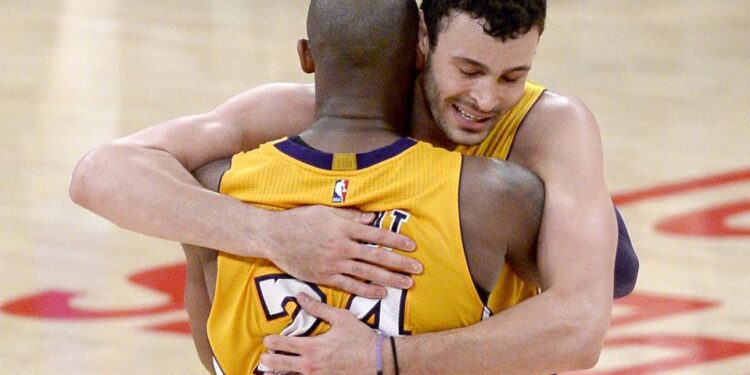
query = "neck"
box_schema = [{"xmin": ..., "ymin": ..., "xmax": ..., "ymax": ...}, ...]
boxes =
[
  {"xmin": 315, "ymin": 95, "xmax": 386, "ymax": 120},
  {"xmin": 408, "ymin": 75, "xmax": 457, "ymax": 150},
  {"xmin": 300, "ymin": 95, "xmax": 406, "ymax": 153}
]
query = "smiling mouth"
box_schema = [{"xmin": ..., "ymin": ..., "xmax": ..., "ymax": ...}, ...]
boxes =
[{"xmin": 453, "ymin": 104, "xmax": 493, "ymax": 123}]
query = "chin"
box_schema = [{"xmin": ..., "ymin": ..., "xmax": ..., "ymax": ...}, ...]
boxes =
[
  {"xmin": 438, "ymin": 111, "xmax": 495, "ymax": 148},
  {"xmin": 446, "ymin": 129, "xmax": 488, "ymax": 147}
]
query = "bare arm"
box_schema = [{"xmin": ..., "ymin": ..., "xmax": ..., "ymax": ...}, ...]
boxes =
[
  {"xmin": 396, "ymin": 93, "xmax": 616, "ymax": 374},
  {"xmin": 69, "ymin": 83, "xmax": 315, "ymax": 256},
  {"xmin": 69, "ymin": 83, "xmax": 421, "ymax": 298},
  {"xmin": 261, "ymin": 93, "xmax": 615, "ymax": 374}
]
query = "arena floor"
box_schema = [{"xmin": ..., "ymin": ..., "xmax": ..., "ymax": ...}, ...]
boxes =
[{"xmin": 1, "ymin": 1, "xmax": 748, "ymax": 373}]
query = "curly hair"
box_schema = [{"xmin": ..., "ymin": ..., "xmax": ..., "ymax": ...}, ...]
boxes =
[{"xmin": 420, "ymin": 0, "xmax": 546, "ymax": 49}]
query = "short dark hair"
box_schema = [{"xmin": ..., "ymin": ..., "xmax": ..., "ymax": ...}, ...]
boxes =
[
  {"xmin": 308, "ymin": 0, "xmax": 419, "ymax": 74},
  {"xmin": 420, "ymin": 0, "xmax": 546, "ymax": 49}
]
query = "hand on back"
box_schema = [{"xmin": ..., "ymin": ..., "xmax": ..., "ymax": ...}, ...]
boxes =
[{"xmin": 263, "ymin": 205, "xmax": 421, "ymax": 298}]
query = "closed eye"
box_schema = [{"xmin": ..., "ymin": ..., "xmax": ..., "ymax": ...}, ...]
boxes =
[
  {"xmin": 459, "ymin": 69, "xmax": 482, "ymax": 77},
  {"xmin": 502, "ymin": 75, "xmax": 525, "ymax": 84}
]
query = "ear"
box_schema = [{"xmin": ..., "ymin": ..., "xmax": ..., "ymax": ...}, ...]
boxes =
[
  {"xmin": 297, "ymin": 39, "xmax": 315, "ymax": 74},
  {"xmin": 416, "ymin": 11, "xmax": 429, "ymax": 70}
]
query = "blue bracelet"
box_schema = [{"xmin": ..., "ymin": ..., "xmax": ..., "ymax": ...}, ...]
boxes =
[{"xmin": 375, "ymin": 330, "xmax": 386, "ymax": 375}]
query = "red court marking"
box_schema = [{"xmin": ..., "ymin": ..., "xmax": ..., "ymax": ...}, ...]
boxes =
[
  {"xmin": 611, "ymin": 292, "xmax": 718, "ymax": 328},
  {"xmin": 1, "ymin": 263, "xmax": 185, "ymax": 319},
  {"xmin": 2, "ymin": 168, "xmax": 750, "ymax": 375},
  {"xmin": 612, "ymin": 168, "xmax": 750, "ymax": 206},
  {"xmin": 147, "ymin": 319, "xmax": 192, "ymax": 334},
  {"xmin": 575, "ymin": 335, "xmax": 750, "ymax": 375},
  {"xmin": 655, "ymin": 200, "xmax": 750, "ymax": 237}
]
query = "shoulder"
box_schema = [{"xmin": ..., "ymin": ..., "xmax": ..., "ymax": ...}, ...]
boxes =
[
  {"xmin": 460, "ymin": 157, "xmax": 544, "ymax": 221},
  {"xmin": 511, "ymin": 89, "xmax": 604, "ymax": 176},
  {"xmin": 532, "ymin": 89, "xmax": 591, "ymax": 116},
  {"xmin": 524, "ymin": 90, "xmax": 600, "ymax": 146},
  {"xmin": 462, "ymin": 157, "xmax": 542, "ymax": 192},
  {"xmin": 459, "ymin": 157, "xmax": 545, "ymax": 287}
]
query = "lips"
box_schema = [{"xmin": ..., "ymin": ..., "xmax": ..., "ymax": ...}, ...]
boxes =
[{"xmin": 451, "ymin": 104, "xmax": 495, "ymax": 132}]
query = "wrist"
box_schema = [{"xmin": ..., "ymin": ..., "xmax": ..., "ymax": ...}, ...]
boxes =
[
  {"xmin": 381, "ymin": 335, "xmax": 399, "ymax": 375},
  {"xmin": 217, "ymin": 198, "xmax": 276, "ymax": 259},
  {"xmin": 243, "ymin": 205, "xmax": 282, "ymax": 260},
  {"xmin": 375, "ymin": 330, "xmax": 386, "ymax": 375}
]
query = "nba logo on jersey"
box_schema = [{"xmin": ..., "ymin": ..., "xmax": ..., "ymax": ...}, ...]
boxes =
[{"xmin": 332, "ymin": 179, "xmax": 348, "ymax": 203}]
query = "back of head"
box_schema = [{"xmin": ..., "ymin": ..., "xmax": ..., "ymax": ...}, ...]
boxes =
[
  {"xmin": 307, "ymin": 0, "xmax": 419, "ymax": 102},
  {"xmin": 420, "ymin": 0, "xmax": 546, "ymax": 49}
]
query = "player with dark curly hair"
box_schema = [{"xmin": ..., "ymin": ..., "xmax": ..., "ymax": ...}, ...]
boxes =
[
  {"xmin": 421, "ymin": 0, "xmax": 546, "ymax": 45},
  {"xmin": 72, "ymin": 1, "xmax": 637, "ymax": 373}
]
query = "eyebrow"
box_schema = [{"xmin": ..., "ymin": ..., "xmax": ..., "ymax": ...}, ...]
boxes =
[{"xmin": 452, "ymin": 56, "xmax": 531, "ymax": 74}]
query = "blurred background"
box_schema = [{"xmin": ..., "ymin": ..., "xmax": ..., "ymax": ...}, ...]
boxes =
[{"xmin": 1, "ymin": 1, "xmax": 748, "ymax": 373}]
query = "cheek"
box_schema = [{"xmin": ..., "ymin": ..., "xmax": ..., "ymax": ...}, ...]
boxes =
[
  {"xmin": 502, "ymin": 84, "xmax": 526, "ymax": 109},
  {"xmin": 434, "ymin": 73, "xmax": 471, "ymax": 103},
  {"xmin": 428, "ymin": 60, "xmax": 466, "ymax": 100}
]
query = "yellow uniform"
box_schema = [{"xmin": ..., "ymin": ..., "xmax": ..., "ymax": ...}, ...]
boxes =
[
  {"xmin": 207, "ymin": 81, "xmax": 546, "ymax": 374},
  {"xmin": 454, "ymin": 80, "xmax": 546, "ymax": 313},
  {"xmin": 208, "ymin": 138, "xmax": 489, "ymax": 375}
]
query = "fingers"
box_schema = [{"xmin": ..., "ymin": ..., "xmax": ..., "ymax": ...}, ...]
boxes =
[
  {"xmin": 329, "ymin": 274, "xmax": 388, "ymax": 299},
  {"xmin": 259, "ymin": 352, "xmax": 304, "ymax": 374},
  {"xmin": 355, "ymin": 244, "xmax": 423, "ymax": 276},
  {"xmin": 353, "ymin": 225, "xmax": 416, "ymax": 252},
  {"xmin": 344, "ymin": 259, "xmax": 414, "ymax": 290},
  {"xmin": 295, "ymin": 292, "xmax": 346, "ymax": 324},
  {"xmin": 263, "ymin": 335, "xmax": 308, "ymax": 355},
  {"xmin": 331, "ymin": 207, "xmax": 376, "ymax": 225},
  {"xmin": 330, "ymin": 207, "xmax": 416, "ymax": 251}
]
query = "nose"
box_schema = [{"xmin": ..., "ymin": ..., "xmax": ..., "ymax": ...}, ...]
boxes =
[{"xmin": 470, "ymin": 78, "xmax": 501, "ymax": 113}]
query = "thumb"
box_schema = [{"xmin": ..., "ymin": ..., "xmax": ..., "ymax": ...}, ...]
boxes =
[{"xmin": 331, "ymin": 207, "xmax": 375, "ymax": 225}]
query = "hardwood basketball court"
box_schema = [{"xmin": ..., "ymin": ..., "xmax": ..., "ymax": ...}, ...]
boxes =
[{"xmin": 1, "ymin": 1, "xmax": 748, "ymax": 373}]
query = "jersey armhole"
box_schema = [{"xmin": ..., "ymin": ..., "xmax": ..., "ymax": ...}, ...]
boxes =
[
  {"xmin": 506, "ymin": 88, "xmax": 547, "ymax": 159},
  {"xmin": 458, "ymin": 155, "xmax": 494, "ymax": 306}
]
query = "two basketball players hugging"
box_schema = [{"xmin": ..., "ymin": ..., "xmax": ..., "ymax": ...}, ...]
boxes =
[{"xmin": 70, "ymin": 1, "xmax": 638, "ymax": 374}]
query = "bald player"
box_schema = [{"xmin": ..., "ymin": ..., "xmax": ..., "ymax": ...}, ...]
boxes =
[
  {"xmin": 184, "ymin": 1, "xmax": 544, "ymax": 374},
  {"xmin": 71, "ymin": 0, "xmax": 635, "ymax": 372},
  {"xmin": 71, "ymin": 0, "xmax": 636, "ymax": 303}
]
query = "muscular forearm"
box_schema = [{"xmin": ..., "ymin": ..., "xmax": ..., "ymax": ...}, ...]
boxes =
[
  {"xmin": 71, "ymin": 140, "xmax": 421, "ymax": 296},
  {"xmin": 393, "ymin": 195, "xmax": 615, "ymax": 374},
  {"xmin": 70, "ymin": 143, "xmax": 270, "ymax": 257},
  {"xmin": 392, "ymin": 290, "xmax": 609, "ymax": 374}
]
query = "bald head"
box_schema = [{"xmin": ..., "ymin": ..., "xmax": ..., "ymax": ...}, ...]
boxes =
[{"xmin": 305, "ymin": 0, "xmax": 419, "ymax": 101}]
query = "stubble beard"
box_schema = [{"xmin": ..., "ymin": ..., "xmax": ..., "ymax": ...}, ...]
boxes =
[
  {"xmin": 422, "ymin": 55, "xmax": 497, "ymax": 148},
  {"xmin": 421, "ymin": 57, "xmax": 456, "ymax": 148}
]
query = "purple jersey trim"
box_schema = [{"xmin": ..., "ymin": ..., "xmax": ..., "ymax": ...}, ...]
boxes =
[{"xmin": 274, "ymin": 137, "xmax": 417, "ymax": 170}]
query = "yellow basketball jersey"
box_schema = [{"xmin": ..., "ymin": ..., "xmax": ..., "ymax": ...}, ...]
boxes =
[
  {"xmin": 208, "ymin": 138, "xmax": 488, "ymax": 375},
  {"xmin": 455, "ymin": 80, "xmax": 546, "ymax": 313}
]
